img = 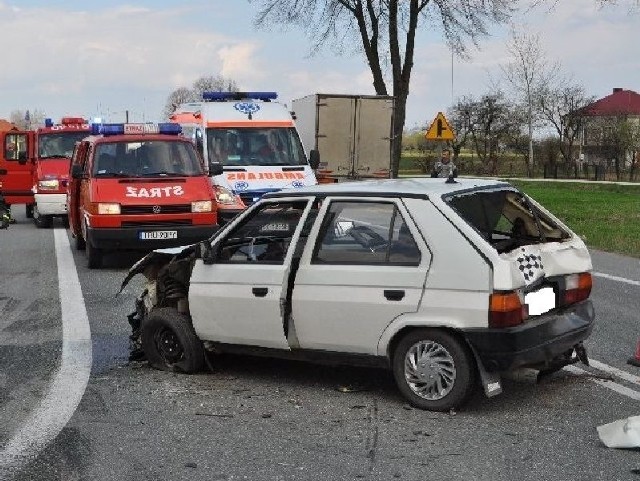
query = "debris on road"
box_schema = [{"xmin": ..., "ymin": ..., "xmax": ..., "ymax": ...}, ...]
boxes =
[{"xmin": 597, "ymin": 415, "xmax": 640, "ymax": 448}]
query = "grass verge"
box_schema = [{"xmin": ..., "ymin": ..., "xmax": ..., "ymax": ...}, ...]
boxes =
[{"xmin": 510, "ymin": 181, "xmax": 640, "ymax": 259}]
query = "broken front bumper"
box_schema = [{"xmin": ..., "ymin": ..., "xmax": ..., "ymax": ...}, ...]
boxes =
[{"xmin": 462, "ymin": 299, "xmax": 595, "ymax": 372}]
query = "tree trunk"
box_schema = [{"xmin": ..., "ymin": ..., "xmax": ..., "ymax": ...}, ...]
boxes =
[{"xmin": 391, "ymin": 92, "xmax": 408, "ymax": 178}]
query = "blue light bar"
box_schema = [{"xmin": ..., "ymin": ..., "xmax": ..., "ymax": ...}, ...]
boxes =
[
  {"xmin": 44, "ymin": 118, "xmax": 53, "ymax": 127},
  {"xmin": 202, "ymin": 91, "xmax": 278, "ymax": 102},
  {"xmin": 90, "ymin": 123, "xmax": 182, "ymax": 136}
]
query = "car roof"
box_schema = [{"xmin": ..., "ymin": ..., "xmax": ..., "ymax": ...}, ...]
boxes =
[{"xmin": 265, "ymin": 177, "xmax": 512, "ymax": 199}]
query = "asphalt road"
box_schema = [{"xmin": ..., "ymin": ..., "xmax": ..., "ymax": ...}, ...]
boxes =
[{"xmin": 1, "ymin": 207, "xmax": 639, "ymax": 481}]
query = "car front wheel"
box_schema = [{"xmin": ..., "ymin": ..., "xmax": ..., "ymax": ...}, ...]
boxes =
[
  {"xmin": 142, "ymin": 307, "xmax": 204, "ymax": 373},
  {"xmin": 392, "ymin": 329, "xmax": 476, "ymax": 411}
]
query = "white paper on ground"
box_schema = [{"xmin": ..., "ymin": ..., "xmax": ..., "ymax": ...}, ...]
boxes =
[{"xmin": 597, "ymin": 415, "xmax": 640, "ymax": 448}]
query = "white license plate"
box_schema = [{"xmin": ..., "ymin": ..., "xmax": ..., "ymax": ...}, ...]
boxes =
[
  {"xmin": 139, "ymin": 230, "xmax": 178, "ymax": 240},
  {"xmin": 525, "ymin": 287, "xmax": 556, "ymax": 316}
]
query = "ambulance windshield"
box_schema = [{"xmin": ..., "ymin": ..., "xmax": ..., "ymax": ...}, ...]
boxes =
[
  {"xmin": 206, "ymin": 127, "xmax": 308, "ymax": 167},
  {"xmin": 92, "ymin": 140, "xmax": 204, "ymax": 177},
  {"xmin": 39, "ymin": 133, "xmax": 88, "ymax": 159}
]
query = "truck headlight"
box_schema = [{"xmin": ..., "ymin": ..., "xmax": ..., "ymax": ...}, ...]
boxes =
[
  {"xmin": 213, "ymin": 186, "xmax": 237, "ymax": 205},
  {"xmin": 192, "ymin": 200, "xmax": 212, "ymax": 213},
  {"xmin": 97, "ymin": 203, "xmax": 121, "ymax": 215},
  {"xmin": 38, "ymin": 179, "xmax": 59, "ymax": 190}
]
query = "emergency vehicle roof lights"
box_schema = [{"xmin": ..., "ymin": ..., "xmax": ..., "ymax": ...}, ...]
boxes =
[
  {"xmin": 202, "ymin": 91, "xmax": 278, "ymax": 102},
  {"xmin": 90, "ymin": 123, "xmax": 182, "ymax": 136},
  {"xmin": 61, "ymin": 117, "xmax": 86, "ymax": 125},
  {"xmin": 45, "ymin": 118, "xmax": 54, "ymax": 127}
]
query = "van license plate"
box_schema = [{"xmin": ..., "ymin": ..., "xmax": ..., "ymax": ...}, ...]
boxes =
[
  {"xmin": 525, "ymin": 287, "xmax": 555, "ymax": 316},
  {"xmin": 139, "ymin": 231, "xmax": 178, "ymax": 240}
]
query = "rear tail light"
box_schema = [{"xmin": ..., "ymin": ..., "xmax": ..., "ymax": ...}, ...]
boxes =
[
  {"xmin": 489, "ymin": 291, "xmax": 527, "ymax": 328},
  {"xmin": 563, "ymin": 272, "xmax": 592, "ymax": 305}
]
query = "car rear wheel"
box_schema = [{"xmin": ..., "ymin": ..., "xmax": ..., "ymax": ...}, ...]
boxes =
[
  {"xmin": 392, "ymin": 329, "xmax": 476, "ymax": 411},
  {"xmin": 25, "ymin": 204, "xmax": 34, "ymax": 219},
  {"xmin": 142, "ymin": 307, "xmax": 204, "ymax": 373}
]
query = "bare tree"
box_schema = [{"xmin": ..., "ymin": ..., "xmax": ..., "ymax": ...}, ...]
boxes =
[
  {"xmin": 251, "ymin": 0, "xmax": 516, "ymax": 177},
  {"xmin": 163, "ymin": 75, "xmax": 238, "ymax": 119},
  {"xmin": 9, "ymin": 109, "xmax": 46, "ymax": 130},
  {"xmin": 538, "ymin": 84, "xmax": 596, "ymax": 164},
  {"xmin": 501, "ymin": 28, "xmax": 556, "ymax": 176}
]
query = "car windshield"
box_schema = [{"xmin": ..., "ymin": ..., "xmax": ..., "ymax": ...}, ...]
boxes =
[
  {"xmin": 445, "ymin": 188, "xmax": 571, "ymax": 254},
  {"xmin": 92, "ymin": 140, "xmax": 204, "ymax": 177},
  {"xmin": 38, "ymin": 132, "xmax": 88, "ymax": 159},
  {"xmin": 205, "ymin": 127, "xmax": 308, "ymax": 167}
]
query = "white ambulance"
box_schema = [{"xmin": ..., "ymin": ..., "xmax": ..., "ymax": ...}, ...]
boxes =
[{"xmin": 170, "ymin": 92, "xmax": 320, "ymax": 223}]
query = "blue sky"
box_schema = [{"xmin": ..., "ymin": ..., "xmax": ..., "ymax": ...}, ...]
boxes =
[{"xmin": 0, "ymin": 1, "xmax": 637, "ymax": 130}]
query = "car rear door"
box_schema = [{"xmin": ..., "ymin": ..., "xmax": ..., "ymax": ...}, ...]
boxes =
[
  {"xmin": 291, "ymin": 198, "xmax": 431, "ymax": 355},
  {"xmin": 189, "ymin": 198, "xmax": 314, "ymax": 349}
]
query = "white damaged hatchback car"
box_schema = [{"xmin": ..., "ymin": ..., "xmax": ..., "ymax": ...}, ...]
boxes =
[{"xmin": 122, "ymin": 178, "xmax": 595, "ymax": 411}]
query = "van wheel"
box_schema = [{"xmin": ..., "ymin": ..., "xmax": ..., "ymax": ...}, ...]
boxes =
[
  {"xmin": 74, "ymin": 233, "xmax": 86, "ymax": 251},
  {"xmin": 142, "ymin": 308, "xmax": 204, "ymax": 373},
  {"xmin": 33, "ymin": 207, "xmax": 53, "ymax": 228},
  {"xmin": 86, "ymin": 236, "xmax": 103, "ymax": 269},
  {"xmin": 392, "ymin": 329, "xmax": 476, "ymax": 412},
  {"xmin": 62, "ymin": 217, "xmax": 70, "ymax": 228},
  {"xmin": 26, "ymin": 204, "xmax": 34, "ymax": 219}
]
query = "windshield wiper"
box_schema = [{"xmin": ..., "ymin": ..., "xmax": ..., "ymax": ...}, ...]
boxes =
[
  {"xmin": 95, "ymin": 172, "xmax": 134, "ymax": 178},
  {"xmin": 140, "ymin": 171, "xmax": 185, "ymax": 177},
  {"xmin": 40, "ymin": 155, "xmax": 68, "ymax": 159}
]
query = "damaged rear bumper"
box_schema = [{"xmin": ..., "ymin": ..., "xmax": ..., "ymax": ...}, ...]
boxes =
[{"xmin": 462, "ymin": 299, "xmax": 595, "ymax": 372}]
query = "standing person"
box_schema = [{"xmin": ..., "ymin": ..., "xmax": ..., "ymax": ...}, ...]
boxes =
[{"xmin": 431, "ymin": 148, "xmax": 457, "ymax": 178}]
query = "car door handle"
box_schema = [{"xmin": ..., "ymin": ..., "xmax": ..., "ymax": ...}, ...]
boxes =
[
  {"xmin": 384, "ymin": 290, "xmax": 405, "ymax": 301},
  {"xmin": 252, "ymin": 287, "xmax": 268, "ymax": 297},
  {"xmin": 0, "ymin": 169, "xmax": 7, "ymax": 175}
]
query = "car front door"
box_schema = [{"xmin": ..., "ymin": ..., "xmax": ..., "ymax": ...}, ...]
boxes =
[
  {"xmin": 189, "ymin": 198, "xmax": 313, "ymax": 349},
  {"xmin": 292, "ymin": 198, "xmax": 431, "ymax": 355},
  {"xmin": 67, "ymin": 141, "xmax": 90, "ymax": 237}
]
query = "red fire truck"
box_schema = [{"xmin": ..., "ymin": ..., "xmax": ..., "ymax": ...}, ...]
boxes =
[
  {"xmin": 32, "ymin": 117, "xmax": 91, "ymax": 227},
  {"xmin": 0, "ymin": 117, "xmax": 90, "ymax": 226},
  {"xmin": 67, "ymin": 122, "xmax": 220, "ymax": 268}
]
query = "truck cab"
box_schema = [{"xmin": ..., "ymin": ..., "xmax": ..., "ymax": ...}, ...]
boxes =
[
  {"xmin": 67, "ymin": 123, "xmax": 219, "ymax": 269},
  {"xmin": 170, "ymin": 91, "xmax": 320, "ymax": 224},
  {"xmin": 32, "ymin": 117, "xmax": 91, "ymax": 227}
]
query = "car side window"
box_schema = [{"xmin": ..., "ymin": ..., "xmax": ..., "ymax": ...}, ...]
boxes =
[
  {"xmin": 216, "ymin": 201, "xmax": 308, "ymax": 264},
  {"xmin": 312, "ymin": 201, "xmax": 421, "ymax": 266}
]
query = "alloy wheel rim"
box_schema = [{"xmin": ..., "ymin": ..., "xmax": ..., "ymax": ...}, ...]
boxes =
[{"xmin": 404, "ymin": 340, "xmax": 456, "ymax": 400}]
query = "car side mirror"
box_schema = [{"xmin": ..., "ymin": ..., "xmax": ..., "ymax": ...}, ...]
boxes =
[
  {"xmin": 71, "ymin": 164, "xmax": 84, "ymax": 179},
  {"xmin": 309, "ymin": 149, "xmax": 320, "ymax": 170},
  {"xmin": 200, "ymin": 240, "xmax": 218, "ymax": 264},
  {"xmin": 208, "ymin": 162, "xmax": 223, "ymax": 177}
]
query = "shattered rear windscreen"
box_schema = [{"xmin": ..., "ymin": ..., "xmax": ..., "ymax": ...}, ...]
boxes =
[{"xmin": 445, "ymin": 189, "xmax": 571, "ymax": 254}]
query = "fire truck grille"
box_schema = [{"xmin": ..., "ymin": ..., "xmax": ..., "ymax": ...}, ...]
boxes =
[
  {"xmin": 120, "ymin": 204, "xmax": 191, "ymax": 215},
  {"xmin": 122, "ymin": 219, "xmax": 193, "ymax": 228}
]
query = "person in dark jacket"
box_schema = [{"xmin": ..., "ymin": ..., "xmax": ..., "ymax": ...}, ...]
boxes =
[{"xmin": 431, "ymin": 148, "xmax": 458, "ymax": 179}]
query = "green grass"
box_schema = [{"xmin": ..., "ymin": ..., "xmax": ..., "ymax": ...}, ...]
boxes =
[{"xmin": 509, "ymin": 181, "xmax": 640, "ymax": 258}]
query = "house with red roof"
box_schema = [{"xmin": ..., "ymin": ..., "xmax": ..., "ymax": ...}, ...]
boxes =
[{"xmin": 578, "ymin": 88, "xmax": 640, "ymax": 172}]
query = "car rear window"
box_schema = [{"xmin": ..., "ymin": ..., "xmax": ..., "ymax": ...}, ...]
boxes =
[{"xmin": 445, "ymin": 188, "xmax": 572, "ymax": 254}]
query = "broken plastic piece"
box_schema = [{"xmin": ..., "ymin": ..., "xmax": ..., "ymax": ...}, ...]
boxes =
[{"xmin": 597, "ymin": 415, "xmax": 640, "ymax": 448}]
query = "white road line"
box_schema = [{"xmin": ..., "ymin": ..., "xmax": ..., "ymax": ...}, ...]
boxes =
[
  {"xmin": 593, "ymin": 272, "xmax": 640, "ymax": 287},
  {"xmin": 0, "ymin": 228, "xmax": 92, "ymax": 475},
  {"xmin": 565, "ymin": 364, "xmax": 640, "ymax": 401},
  {"xmin": 588, "ymin": 359, "xmax": 640, "ymax": 387}
]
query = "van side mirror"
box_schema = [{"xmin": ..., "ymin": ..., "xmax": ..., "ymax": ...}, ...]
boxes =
[
  {"xmin": 17, "ymin": 152, "xmax": 28, "ymax": 165},
  {"xmin": 71, "ymin": 164, "xmax": 84, "ymax": 179},
  {"xmin": 309, "ymin": 149, "xmax": 320, "ymax": 170},
  {"xmin": 208, "ymin": 162, "xmax": 223, "ymax": 177}
]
